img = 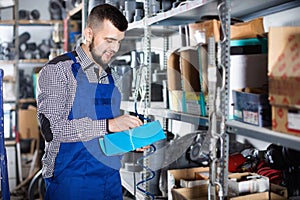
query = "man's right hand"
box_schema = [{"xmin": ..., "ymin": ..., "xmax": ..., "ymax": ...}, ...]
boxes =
[{"xmin": 108, "ymin": 114, "xmax": 143, "ymax": 132}]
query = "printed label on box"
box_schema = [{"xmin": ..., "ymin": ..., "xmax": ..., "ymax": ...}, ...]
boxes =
[
  {"xmin": 288, "ymin": 110, "xmax": 300, "ymax": 131},
  {"xmin": 243, "ymin": 110, "xmax": 258, "ymax": 125}
]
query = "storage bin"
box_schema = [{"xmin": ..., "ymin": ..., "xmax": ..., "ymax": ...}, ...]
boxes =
[{"xmin": 232, "ymin": 88, "xmax": 271, "ymax": 127}]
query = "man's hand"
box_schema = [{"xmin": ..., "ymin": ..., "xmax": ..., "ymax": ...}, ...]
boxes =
[{"xmin": 108, "ymin": 114, "xmax": 143, "ymax": 132}]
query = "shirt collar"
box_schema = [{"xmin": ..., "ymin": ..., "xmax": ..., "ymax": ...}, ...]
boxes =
[
  {"xmin": 75, "ymin": 44, "xmax": 94, "ymax": 71},
  {"xmin": 75, "ymin": 44, "xmax": 110, "ymax": 76}
]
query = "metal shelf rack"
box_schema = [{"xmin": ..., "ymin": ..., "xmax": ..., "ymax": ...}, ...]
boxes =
[
  {"xmin": 227, "ymin": 120, "xmax": 300, "ymax": 151},
  {"xmin": 121, "ymin": 101, "xmax": 209, "ymax": 126}
]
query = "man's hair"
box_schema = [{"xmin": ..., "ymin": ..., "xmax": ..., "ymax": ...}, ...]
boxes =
[{"xmin": 87, "ymin": 4, "xmax": 128, "ymax": 32}]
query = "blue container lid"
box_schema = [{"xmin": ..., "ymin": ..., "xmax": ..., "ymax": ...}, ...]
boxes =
[{"xmin": 230, "ymin": 38, "xmax": 268, "ymax": 53}]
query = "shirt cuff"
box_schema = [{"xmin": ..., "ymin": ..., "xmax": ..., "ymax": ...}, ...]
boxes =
[
  {"xmin": 93, "ymin": 119, "xmax": 108, "ymax": 135},
  {"xmin": 106, "ymin": 119, "xmax": 111, "ymax": 134}
]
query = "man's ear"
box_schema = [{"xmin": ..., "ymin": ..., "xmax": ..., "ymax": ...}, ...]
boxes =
[{"xmin": 84, "ymin": 27, "xmax": 93, "ymax": 43}]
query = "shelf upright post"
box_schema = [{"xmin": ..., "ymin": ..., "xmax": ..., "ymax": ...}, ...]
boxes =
[
  {"xmin": 216, "ymin": 0, "xmax": 231, "ymax": 198},
  {"xmin": 13, "ymin": 0, "xmax": 23, "ymax": 185},
  {"xmin": 143, "ymin": 0, "xmax": 151, "ymax": 113},
  {"xmin": 206, "ymin": 1, "xmax": 231, "ymax": 199},
  {"xmin": 14, "ymin": 0, "xmax": 19, "ymax": 100},
  {"xmin": 141, "ymin": 0, "xmax": 152, "ymax": 199},
  {"xmin": 0, "ymin": 69, "xmax": 10, "ymax": 200},
  {"xmin": 207, "ymin": 36, "xmax": 219, "ymax": 200}
]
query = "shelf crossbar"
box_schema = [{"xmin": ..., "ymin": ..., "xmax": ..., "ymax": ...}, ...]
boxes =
[{"xmin": 227, "ymin": 120, "xmax": 300, "ymax": 151}]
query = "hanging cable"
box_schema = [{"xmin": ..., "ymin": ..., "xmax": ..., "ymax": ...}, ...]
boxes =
[{"xmin": 134, "ymin": 101, "xmax": 152, "ymax": 122}]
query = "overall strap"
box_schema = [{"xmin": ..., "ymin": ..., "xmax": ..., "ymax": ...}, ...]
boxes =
[
  {"xmin": 107, "ymin": 73, "xmax": 115, "ymax": 84},
  {"xmin": 67, "ymin": 51, "xmax": 81, "ymax": 77}
]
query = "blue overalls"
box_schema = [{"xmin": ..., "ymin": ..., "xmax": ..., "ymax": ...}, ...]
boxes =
[{"xmin": 45, "ymin": 52, "xmax": 123, "ymax": 200}]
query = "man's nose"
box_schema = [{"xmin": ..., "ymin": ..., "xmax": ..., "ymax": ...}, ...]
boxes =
[{"xmin": 110, "ymin": 41, "xmax": 120, "ymax": 52}]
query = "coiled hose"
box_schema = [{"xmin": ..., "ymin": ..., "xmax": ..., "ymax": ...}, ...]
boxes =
[{"xmin": 136, "ymin": 144, "xmax": 157, "ymax": 200}]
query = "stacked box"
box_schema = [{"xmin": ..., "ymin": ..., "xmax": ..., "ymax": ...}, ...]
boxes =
[
  {"xmin": 167, "ymin": 46, "xmax": 208, "ymax": 116},
  {"xmin": 167, "ymin": 167, "xmax": 209, "ymax": 200},
  {"xmin": 188, "ymin": 17, "xmax": 264, "ymax": 46},
  {"xmin": 268, "ymin": 27, "xmax": 300, "ymax": 135},
  {"xmin": 232, "ymin": 88, "xmax": 271, "ymax": 127},
  {"xmin": 228, "ymin": 172, "xmax": 269, "ymax": 197}
]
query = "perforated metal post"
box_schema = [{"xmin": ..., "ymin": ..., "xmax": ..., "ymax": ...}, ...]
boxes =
[
  {"xmin": 142, "ymin": 0, "xmax": 152, "ymax": 199},
  {"xmin": 0, "ymin": 69, "xmax": 10, "ymax": 200},
  {"xmin": 217, "ymin": 0, "xmax": 231, "ymax": 197},
  {"xmin": 143, "ymin": 0, "xmax": 152, "ymax": 113}
]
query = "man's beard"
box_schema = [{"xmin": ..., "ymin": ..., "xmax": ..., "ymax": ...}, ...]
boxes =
[{"xmin": 89, "ymin": 38, "xmax": 107, "ymax": 67}]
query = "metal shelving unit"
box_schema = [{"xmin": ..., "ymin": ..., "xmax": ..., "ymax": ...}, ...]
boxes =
[
  {"xmin": 0, "ymin": 19, "xmax": 62, "ymax": 25},
  {"xmin": 122, "ymin": 0, "xmax": 300, "ymax": 199},
  {"xmin": 121, "ymin": 101, "xmax": 209, "ymax": 126},
  {"xmin": 227, "ymin": 120, "xmax": 300, "ymax": 151},
  {"xmin": 127, "ymin": 0, "xmax": 299, "ymax": 29},
  {"xmin": 45, "ymin": 0, "xmax": 300, "ymax": 199}
]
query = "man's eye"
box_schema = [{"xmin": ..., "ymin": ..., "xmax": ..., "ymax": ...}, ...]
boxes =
[{"xmin": 106, "ymin": 39, "xmax": 113, "ymax": 43}]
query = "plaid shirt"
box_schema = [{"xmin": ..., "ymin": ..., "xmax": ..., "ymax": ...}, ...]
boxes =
[{"xmin": 37, "ymin": 45, "xmax": 121, "ymax": 178}]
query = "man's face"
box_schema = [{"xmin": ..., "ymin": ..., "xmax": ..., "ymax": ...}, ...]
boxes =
[{"xmin": 89, "ymin": 20, "xmax": 125, "ymax": 66}]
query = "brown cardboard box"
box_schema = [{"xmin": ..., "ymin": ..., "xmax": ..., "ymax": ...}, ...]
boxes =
[
  {"xmin": 171, "ymin": 185, "xmax": 208, "ymax": 200},
  {"xmin": 18, "ymin": 99, "xmax": 39, "ymax": 139},
  {"xmin": 229, "ymin": 192, "xmax": 287, "ymax": 200},
  {"xmin": 167, "ymin": 49, "xmax": 181, "ymax": 90},
  {"xmin": 188, "ymin": 17, "xmax": 264, "ymax": 45},
  {"xmin": 180, "ymin": 47, "xmax": 201, "ymax": 92},
  {"xmin": 268, "ymin": 27, "xmax": 300, "ymax": 134},
  {"xmin": 268, "ymin": 28, "xmax": 300, "ymax": 108},
  {"xmin": 168, "ymin": 167, "xmax": 209, "ymax": 200},
  {"xmin": 229, "ymin": 183, "xmax": 288, "ymax": 200},
  {"xmin": 268, "ymin": 27, "xmax": 300, "ymax": 107},
  {"xmin": 188, "ymin": 19, "xmax": 221, "ymax": 44},
  {"xmin": 231, "ymin": 17, "xmax": 265, "ymax": 40},
  {"xmin": 271, "ymin": 106, "xmax": 300, "ymax": 135},
  {"xmin": 270, "ymin": 183, "xmax": 288, "ymax": 199},
  {"xmin": 179, "ymin": 46, "xmax": 208, "ymax": 94},
  {"xmin": 268, "ymin": 27, "xmax": 300, "ymax": 72},
  {"xmin": 229, "ymin": 192, "xmax": 269, "ymax": 200}
]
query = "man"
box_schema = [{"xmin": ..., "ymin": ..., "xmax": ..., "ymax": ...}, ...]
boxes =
[{"xmin": 37, "ymin": 4, "xmax": 142, "ymax": 199}]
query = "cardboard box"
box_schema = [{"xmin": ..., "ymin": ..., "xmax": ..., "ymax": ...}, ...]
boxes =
[
  {"xmin": 268, "ymin": 27, "xmax": 300, "ymax": 134},
  {"xmin": 179, "ymin": 46, "xmax": 208, "ymax": 94},
  {"xmin": 232, "ymin": 88, "xmax": 271, "ymax": 127},
  {"xmin": 168, "ymin": 90, "xmax": 207, "ymax": 116},
  {"xmin": 229, "ymin": 192, "xmax": 269, "ymax": 200},
  {"xmin": 188, "ymin": 19, "xmax": 221, "ymax": 45},
  {"xmin": 229, "ymin": 191, "xmax": 287, "ymax": 200},
  {"xmin": 180, "ymin": 48, "xmax": 201, "ymax": 93},
  {"xmin": 168, "ymin": 90, "xmax": 183, "ymax": 112},
  {"xmin": 3, "ymin": 75, "xmax": 16, "ymax": 102},
  {"xmin": 18, "ymin": 99, "xmax": 39, "ymax": 139},
  {"xmin": 268, "ymin": 27, "xmax": 300, "ymax": 72},
  {"xmin": 228, "ymin": 172, "xmax": 269, "ymax": 197},
  {"xmin": 167, "ymin": 49, "xmax": 181, "ymax": 90},
  {"xmin": 270, "ymin": 183, "xmax": 288, "ymax": 199},
  {"xmin": 168, "ymin": 167, "xmax": 209, "ymax": 200},
  {"xmin": 229, "ymin": 54, "xmax": 268, "ymax": 119},
  {"xmin": 229, "ymin": 183, "xmax": 288, "ymax": 200},
  {"xmin": 171, "ymin": 185, "xmax": 209, "ymax": 200},
  {"xmin": 271, "ymin": 106, "xmax": 300, "ymax": 135},
  {"xmin": 268, "ymin": 28, "xmax": 300, "ymax": 108},
  {"xmin": 231, "ymin": 18, "xmax": 265, "ymax": 40},
  {"xmin": 188, "ymin": 17, "xmax": 264, "ymax": 45},
  {"xmin": 183, "ymin": 91, "xmax": 207, "ymax": 116}
]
